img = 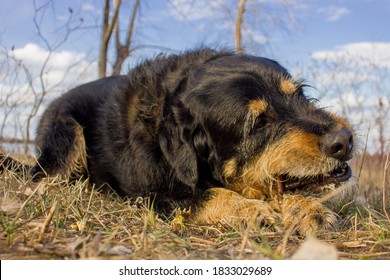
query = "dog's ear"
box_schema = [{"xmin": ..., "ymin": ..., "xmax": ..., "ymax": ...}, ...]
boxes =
[
  {"xmin": 159, "ymin": 100, "xmax": 199, "ymax": 188},
  {"xmin": 192, "ymin": 124, "xmax": 224, "ymax": 184}
]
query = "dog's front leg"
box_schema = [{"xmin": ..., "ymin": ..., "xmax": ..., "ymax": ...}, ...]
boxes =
[{"xmin": 191, "ymin": 188, "xmax": 280, "ymax": 228}]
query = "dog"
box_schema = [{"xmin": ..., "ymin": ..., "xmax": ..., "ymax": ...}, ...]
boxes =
[{"xmin": 3, "ymin": 49, "xmax": 355, "ymax": 235}]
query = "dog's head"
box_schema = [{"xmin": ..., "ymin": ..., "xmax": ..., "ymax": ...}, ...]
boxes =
[{"xmin": 159, "ymin": 54, "xmax": 354, "ymax": 198}]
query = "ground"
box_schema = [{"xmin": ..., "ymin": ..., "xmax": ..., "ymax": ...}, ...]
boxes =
[{"xmin": 0, "ymin": 154, "xmax": 389, "ymax": 260}]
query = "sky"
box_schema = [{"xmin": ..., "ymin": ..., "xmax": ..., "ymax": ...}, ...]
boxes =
[
  {"xmin": 1, "ymin": 0, "xmax": 390, "ymax": 151},
  {"xmin": 1, "ymin": 0, "xmax": 390, "ymax": 66}
]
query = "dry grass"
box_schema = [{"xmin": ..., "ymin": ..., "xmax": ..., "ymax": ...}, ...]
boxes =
[{"xmin": 0, "ymin": 153, "xmax": 389, "ymax": 260}]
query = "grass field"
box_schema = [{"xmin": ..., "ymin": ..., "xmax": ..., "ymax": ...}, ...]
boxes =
[{"xmin": 0, "ymin": 153, "xmax": 389, "ymax": 260}]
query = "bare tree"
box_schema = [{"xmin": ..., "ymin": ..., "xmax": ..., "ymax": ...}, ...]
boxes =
[
  {"xmin": 98, "ymin": 0, "xmax": 140, "ymax": 78},
  {"xmin": 22, "ymin": 0, "xmax": 85, "ymax": 152},
  {"xmin": 376, "ymin": 97, "xmax": 390, "ymax": 160},
  {"xmin": 0, "ymin": 48, "xmax": 28, "ymax": 142},
  {"xmin": 99, "ymin": 0, "xmax": 121, "ymax": 78},
  {"xmin": 112, "ymin": 0, "xmax": 140, "ymax": 76},
  {"xmin": 235, "ymin": 0, "xmax": 248, "ymax": 54},
  {"xmin": 169, "ymin": 0, "xmax": 299, "ymax": 55},
  {"xmin": 2, "ymin": 0, "xmax": 143, "ymax": 152},
  {"xmin": 0, "ymin": 0, "xmax": 87, "ymax": 152}
]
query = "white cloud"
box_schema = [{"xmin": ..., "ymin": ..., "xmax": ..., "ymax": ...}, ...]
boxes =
[
  {"xmin": 243, "ymin": 28, "xmax": 270, "ymax": 45},
  {"xmin": 307, "ymin": 42, "xmax": 390, "ymax": 153},
  {"xmin": 312, "ymin": 42, "xmax": 390, "ymax": 69},
  {"xmin": 8, "ymin": 43, "xmax": 96, "ymax": 93},
  {"xmin": 81, "ymin": 3, "xmax": 96, "ymax": 12},
  {"xmin": 324, "ymin": 91, "xmax": 374, "ymax": 110},
  {"xmin": 0, "ymin": 43, "xmax": 97, "ymax": 141},
  {"xmin": 310, "ymin": 70, "xmax": 379, "ymax": 91},
  {"xmin": 318, "ymin": 6, "xmax": 351, "ymax": 21},
  {"xmin": 167, "ymin": 0, "xmax": 225, "ymax": 22},
  {"xmin": 11, "ymin": 43, "xmax": 89, "ymax": 71}
]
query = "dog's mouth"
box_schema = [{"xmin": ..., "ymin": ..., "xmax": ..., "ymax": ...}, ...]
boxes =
[{"xmin": 276, "ymin": 162, "xmax": 352, "ymax": 194}]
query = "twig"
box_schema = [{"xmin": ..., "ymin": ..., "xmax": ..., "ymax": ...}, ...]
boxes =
[
  {"xmin": 38, "ymin": 200, "xmax": 58, "ymax": 242},
  {"xmin": 382, "ymin": 153, "xmax": 389, "ymax": 219},
  {"xmin": 238, "ymin": 226, "xmax": 250, "ymax": 258},
  {"xmin": 280, "ymin": 222, "xmax": 297, "ymax": 257},
  {"xmin": 357, "ymin": 124, "xmax": 371, "ymax": 181}
]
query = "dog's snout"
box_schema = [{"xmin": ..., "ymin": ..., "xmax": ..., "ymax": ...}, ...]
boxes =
[{"xmin": 321, "ymin": 127, "xmax": 353, "ymax": 161}]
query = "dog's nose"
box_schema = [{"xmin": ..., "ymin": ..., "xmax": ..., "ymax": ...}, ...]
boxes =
[{"xmin": 320, "ymin": 127, "xmax": 353, "ymax": 161}]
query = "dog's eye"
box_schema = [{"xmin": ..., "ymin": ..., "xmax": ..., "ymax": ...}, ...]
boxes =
[{"xmin": 252, "ymin": 115, "xmax": 268, "ymax": 133}]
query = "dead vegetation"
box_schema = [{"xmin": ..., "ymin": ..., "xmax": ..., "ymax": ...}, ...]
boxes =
[{"xmin": 0, "ymin": 153, "xmax": 389, "ymax": 260}]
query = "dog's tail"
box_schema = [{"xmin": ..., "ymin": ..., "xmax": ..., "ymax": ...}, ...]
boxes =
[{"xmin": 0, "ymin": 153, "xmax": 31, "ymax": 177}]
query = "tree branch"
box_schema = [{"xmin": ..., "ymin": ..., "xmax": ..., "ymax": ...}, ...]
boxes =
[
  {"xmin": 112, "ymin": 0, "xmax": 140, "ymax": 76},
  {"xmin": 99, "ymin": 0, "xmax": 122, "ymax": 78}
]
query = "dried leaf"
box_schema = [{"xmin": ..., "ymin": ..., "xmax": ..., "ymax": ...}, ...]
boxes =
[
  {"xmin": 24, "ymin": 187, "xmax": 33, "ymax": 196},
  {"xmin": 107, "ymin": 245, "xmax": 133, "ymax": 256},
  {"xmin": 1, "ymin": 199, "xmax": 22, "ymax": 215},
  {"xmin": 24, "ymin": 182, "xmax": 46, "ymax": 196},
  {"xmin": 37, "ymin": 182, "xmax": 47, "ymax": 195}
]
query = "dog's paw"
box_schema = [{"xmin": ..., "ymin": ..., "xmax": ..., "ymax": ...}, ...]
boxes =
[
  {"xmin": 280, "ymin": 195, "xmax": 336, "ymax": 236},
  {"xmin": 193, "ymin": 188, "xmax": 281, "ymax": 229},
  {"xmin": 237, "ymin": 197, "xmax": 281, "ymax": 228}
]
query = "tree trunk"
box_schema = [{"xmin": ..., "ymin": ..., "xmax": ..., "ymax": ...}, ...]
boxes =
[
  {"xmin": 112, "ymin": 0, "xmax": 140, "ymax": 76},
  {"xmin": 235, "ymin": 0, "xmax": 248, "ymax": 54},
  {"xmin": 98, "ymin": 0, "xmax": 122, "ymax": 78}
]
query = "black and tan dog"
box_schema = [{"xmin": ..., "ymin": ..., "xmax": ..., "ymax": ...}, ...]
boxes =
[{"xmin": 1, "ymin": 49, "xmax": 355, "ymax": 235}]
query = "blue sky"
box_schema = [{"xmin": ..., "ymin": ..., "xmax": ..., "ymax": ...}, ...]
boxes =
[
  {"xmin": 1, "ymin": 0, "xmax": 390, "ymax": 65},
  {"xmin": 1, "ymin": 0, "xmax": 390, "ymax": 151}
]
